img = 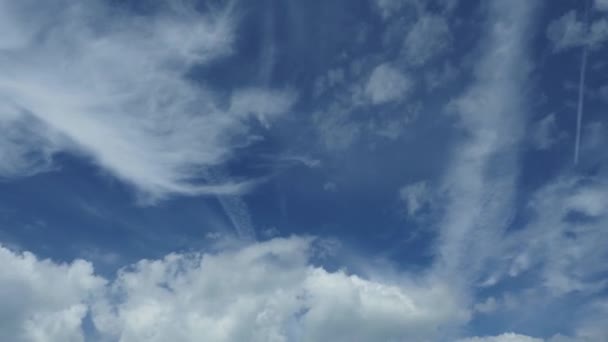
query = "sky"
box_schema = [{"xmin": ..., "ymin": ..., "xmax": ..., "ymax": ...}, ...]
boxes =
[{"xmin": 1, "ymin": 0, "xmax": 608, "ymax": 341}]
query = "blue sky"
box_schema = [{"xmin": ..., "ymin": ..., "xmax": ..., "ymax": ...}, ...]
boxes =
[{"xmin": 1, "ymin": 0, "xmax": 608, "ymax": 341}]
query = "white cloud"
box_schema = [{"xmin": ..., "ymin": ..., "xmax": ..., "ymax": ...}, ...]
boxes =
[
  {"xmin": 531, "ymin": 113, "xmax": 563, "ymax": 150},
  {"xmin": 547, "ymin": 11, "xmax": 586, "ymax": 51},
  {"xmin": 457, "ymin": 333, "xmax": 544, "ymax": 342},
  {"xmin": 402, "ymin": 14, "xmax": 451, "ymax": 66},
  {"xmin": 399, "ymin": 181, "xmax": 432, "ymax": 217},
  {"xmin": 506, "ymin": 177, "xmax": 608, "ymax": 295},
  {"xmin": 547, "ymin": 11, "xmax": 608, "ymax": 51},
  {"xmin": 0, "ymin": 238, "xmax": 469, "ymax": 341},
  {"xmin": 0, "ymin": 245, "xmax": 105, "ymax": 342},
  {"xmin": 229, "ymin": 88, "xmax": 297, "ymax": 128},
  {"xmin": 364, "ymin": 63, "xmax": 412, "ymax": 104},
  {"xmin": 596, "ymin": 0, "xmax": 608, "ymax": 11},
  {"xmin": 474, "ymin": 296, "xmax": 498, "ymax": 314},
  {"xmin": 313, "ymin": 104, "xmax": 362, "ymax": 151},
  {"xmin": 92, "ymin": 237, "xmax": 468, "ymax": 342},
  {"xmin": 0, "ymin": 0, "xmax": 295, "ymax": 201},
  {"xmin": 437, "ymin": 0, "xmax": 535, "ymax": 278},
  {"xmin": 312, "ymin": 62, "xmax": 418, "ymax": 150}
]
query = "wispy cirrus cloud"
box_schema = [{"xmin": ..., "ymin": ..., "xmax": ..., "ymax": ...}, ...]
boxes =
[
  {"xmin": 437, "ymin": 0, "xmax": 535, "ymax": 279},
  {"xmin": 0, "ymin": 0, "xmax": 295, "ymax": 201}
]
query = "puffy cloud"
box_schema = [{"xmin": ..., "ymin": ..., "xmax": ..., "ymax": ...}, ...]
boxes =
[
  {"xmin": 0, "ymin": 0, "xmax": 295, "ymax": 200},
  {"xmin": 92, "ymin": 236, "xmax": 467, "ymax": 342},
  {"xmin": 0, "ymin": 245, "xmax": 105, "ymax": 342},
  {"xmin": 0, "ymin": 237, "xmax": 468, "ymax": 342},
  {"xmin": 365, "ymin": 63, "xmax": 412, "ymax": 104},
  {"xmin": 457, "ymin": 333, "xmax": 544, "ymax": 342},
  {"xmin": 312, "ymin": 60, "xmax": 418, "ymax": 151},
  {"xmin": 402, "ymin": 14, "xmax": 451, "ymax": 66}
]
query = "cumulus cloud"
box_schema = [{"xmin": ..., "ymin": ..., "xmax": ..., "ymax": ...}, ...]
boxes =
[
  {"xmin": 365, "ymin": 63, "xmax": 412, "ymax": 104},
  {"xmin": 457, "ymin": 333, "xmax": 544, "ymax": 342},
  {"xmin": 402, "ymin": 14, "xmax": 451, "ymax": 66},
  {"xmin": 0, "ymin": 237, "xmax": 469, "ymax": 342},
  {"xmin": 0, "ymin": 245, "xmax": 105, "ymax": 342},
  {"xmin": 312, "ymin": 61, "xmax": 418, "ymax": 151},
  {"xmin": 91, "ymin": 236, "xmax": 468, "ymax": 342},
  {"xmin": 0, "ymin": 0, "xmax": 295, "ymax": 200}
]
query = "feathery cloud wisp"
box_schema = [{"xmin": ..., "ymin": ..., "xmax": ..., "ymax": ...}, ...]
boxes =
[{"xmin": 0, "ymin": 0, "xmax": 295, "ymax": 201}]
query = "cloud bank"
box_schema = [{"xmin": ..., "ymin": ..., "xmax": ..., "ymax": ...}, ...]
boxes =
[{"xmin": 0, "ymin": 237, "xmax": 469, "ymax": 342}]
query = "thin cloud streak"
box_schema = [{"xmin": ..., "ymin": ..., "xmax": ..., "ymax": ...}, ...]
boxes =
[{"xmin": 574, "ymin": 0, "xmax": 590, "ymax": 165}]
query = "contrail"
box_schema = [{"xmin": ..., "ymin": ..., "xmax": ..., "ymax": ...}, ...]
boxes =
[
  {"xmin": 574, "ymin": 0, "xmax": 590, "ymax": 165},
  {"xmin": 205, "ymin": 168, "xmax": 257, "ymax": 241}
]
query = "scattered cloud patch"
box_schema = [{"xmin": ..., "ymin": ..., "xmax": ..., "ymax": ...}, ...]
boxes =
[
  {"xmin": 365, "ymin": 63, "xmax": 412, "ymax": 104},
  {"xmin": 457, "ymin": 333, "xmax": 544, "ymax": 342},
  {"xmin": 530, "ymin": 113, "xmax": 564, "ymax": 150},
  {"xmin": 402, "ymin": 14, "xmax": 451, "ymax": 66},
  {"xmin": 399, "ymin": 181, "xmax": 432, "ymax": 218},
  {"xmin": 547, "ymin": 10, "xmax": 608, "ymax": 51}
]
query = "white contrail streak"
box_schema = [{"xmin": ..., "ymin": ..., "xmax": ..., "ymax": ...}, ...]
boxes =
[{"xmin": 574, "ymin": 1, "xmax": 590, "ymax": 165}]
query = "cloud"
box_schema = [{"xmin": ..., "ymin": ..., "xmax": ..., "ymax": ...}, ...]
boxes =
[
  {"xmin": 399, "ymin": 181, "xmax": 432, "ymax": 218},
  {"xmin": 92, "ymin": 236, "xmax": 467, "ymax": 342},
  {"xmin": 460, "ymin": 175, "xmax": 608, "ymax": 339},
  {"xmin": 600, "ymin": 85, "xmax": 608, "ymax": 102},
  {"xmin": 364, "ymin": 63, "xmax": 412, "ymax": 104},
  {"xmin": 313, "ymin": 106, "xmax": 362, "ymax": 151},
  {"xmin": 437, "ymin": 0, "xmax": 535, "ymax": 278},
  {"xmin": 0, "ymin": 237, "xmax": 468, "ymax": 342},
  {"xmin": 374, "ymin": 0, "xmax": 419, "ymax": 19},
  {"xmin": 0, "ymin": 245, "xmax": 105, "ymax": 342},
  {"xmin": 530, "ymin": 113, "xmax": 563, "ymax": 150},
  {"xmin": 596, "ymin": 0, "xmax": 608, "ymax": 12},
  {"xmin": 457, "ymin": 333, "xmax": 544, "ymax": 342},
  {"xmin": 473, "ymin": 296, "xmax": 499, "ymax": 314},
  {"xmin": 402, "ymin": 14, "xmax": 451, "ymax": 66},
  {"xmin": 0, "ymin": 0, "xmax": 295, "ymax": 201},
  {"xmin": 312, "ymin": 61, "xmax": 419, "ymax": 151},
  {"xmin": 547, "ymin": 10, "xmax": 608, "ymax": 51},
  {"xmin": 546, "ymin": 11, "xmax": 586, "ymax": 51},
  {"xmin": 504, "ymin": 177, "xmax": 608, "ymax": 294}
]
